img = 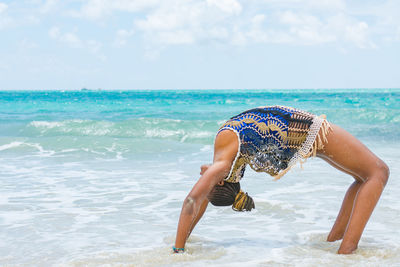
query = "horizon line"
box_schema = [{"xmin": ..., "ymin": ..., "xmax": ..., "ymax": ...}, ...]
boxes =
[{"xmin": 1, "ymin": 88, "xmax": 399, "ymax": 92}]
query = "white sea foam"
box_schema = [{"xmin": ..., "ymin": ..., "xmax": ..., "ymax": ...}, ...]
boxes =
[
  {"xmin": 0, "ymin": 141, "xmax": 26, "ymax": 151},
  {"xmin": 200, "ymin": 145, "xmax": 212, "ymax": 152},
  {"xmin": 30, "ymin": 120, "xmax": 64, "ymax": 128},
  {"xmin": 0, "ymin": 138, "xmax": 399, "ymax": 266},
  {"xmin": 0, "ymin": 141, "xmax": 55, "ymax": 156},
  {"xmin": 145, "ymin": 128, "xmax": 183, "ymax": 138}
]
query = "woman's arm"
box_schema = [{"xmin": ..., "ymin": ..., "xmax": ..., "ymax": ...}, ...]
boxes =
[
  {"xmin": 187, "ymin": 198, "xmax": 209, "ymax": 238},
  {"xmin": 174, "ymin": 161, "xmax": 231, "ymax": 249},
  {"xmin": 186, "ymin": 165, "xmax": 211, "ymax": 237},
  {"xmin": 174, "ymin": 130, "xmax": 238, "ymax": 250}
]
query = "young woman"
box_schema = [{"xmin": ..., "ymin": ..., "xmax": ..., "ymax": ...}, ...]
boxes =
[{"xmin": 173, "ymin": 106, "xmax": 389, "ymax": 254}]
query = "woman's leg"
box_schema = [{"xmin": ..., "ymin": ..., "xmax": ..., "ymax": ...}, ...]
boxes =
[
  {"xmin": 326, "ymin": 180, "xmax": 362, "ymax": 242},
  {"xmin": 317, "ymin": 123, "xmax": 389, "ymax": 254},
  {"xmin": 317, "ymin": 157, "xmax": 363, "ymax": 242}
]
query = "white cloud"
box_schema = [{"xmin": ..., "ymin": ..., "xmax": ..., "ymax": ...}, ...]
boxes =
[
  {"xmin": 304, "ymin": 0, "xmax": 346, "ymax": 10},
  {"xmin": 360, "ymin": 0, "xmax": 400, "ymax": 43},
  {"xmin": 18, "ymin": 38, "xmax": 39, "ymax": 50},
  {"xmin": 0, "ymin": 2, "xmax": 12, "ymax": 30},
  {"xmin": 1, "ymin": 1, "xmax": 48, "ymax": 30},
  {"xmin": 327, "ymin": 14, "xmax": 374, "ymax": 48},
  {"xmin": 87, "ymin": 39, "xmax": 102, "ymax": 54},
  {"xmin": 114, "ymin": 29, "xmax": 134, "ymax": 47},
  {"xmin": 245, "ymin": 18, "xmax": 294, "ymax": 45},
  {"xmin": 0, "ymin": 2, "xmax": 8, "ymax": 14},
  {"xmin": 2, "ymin": 0, "xmax": 394, "ymax": 50},
  {"xmin": 135, "ymin": 9, "xmax": 183, "ymax": 31},
  {"xmin": 397, "ymin": 26, "xmax": 400, "ymax": 41},
  {"xmin": 49, "ymin": 26, "xmax": 106, "ymax": 59},
  {"xmin": 130, "ymin": 1, "xmax": 378, "ymax": 48},
  {"xmin": 208, "ymin": 26, "xmax": 229, "ymax": 41},
  {"xmin": 276, "ymin": 11, "xmax": 336, "ymax": 45},
  {"xmin": 235, "ymin": 10, "xmax": 375, "ymax": 48},
  {"xmin": 251, "ymin": 14, "xmax": 266, "ymax": 25},
  {"xmin": 143, "ymin": 47, "xmax": 162, "ymax": 61},
  {"xmin": 279, "ymin": 11, "xmax": 321, "ymax": 26},
  {"xmin": 62, "ymin": 32, "xmax": 83, "ymax": 48},
  {"xmin": 134, "ymin": 1, "xmax": 238, "ymax": 46},
  {"xmin": 258, "ymin": 0, "xmax": 345, "ymax": 11},
  {"xmin": 78, "ymin": 0, "xmax": 110, "ymax": 20},
  {"xmin": 49, "ymin": 26, "xmax": 60, "ymax": 38},
  {"xmin": 344, "ymin": 21, "xmax": 372, "ymax": 48},
  {"xmin": 49, "ymin": 26, "xmax": 82, "ymax": 48},
  {"xmin": 40, "ymin": 0, "xmax": 59, "ymax": 14},
  {"xmin": 159, "ymin": 30, "xmax": 195, "ymax": 44},
  {"xmin": 54, "ymin": 0, "xmax": 397, "ymax": 49},
  {"xmin": 206, "ymin": 0, "xmax": 242, "ymax": 15},
  {"xmin": 135, "ymin": 1, "xmax": 215, "ymax": 32},
  {"xmin": 76, "ymin": 0, "xmax": 159, "ymax": 20}
]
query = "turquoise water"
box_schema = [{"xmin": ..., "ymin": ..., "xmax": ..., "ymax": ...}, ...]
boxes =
[
  {"xmin": 0, "ymin": 89, "xmax": 399, "ymax": 266},
  {"xmin": 1, "ymin": 89, "xmax": 399, "ymax": 143}
]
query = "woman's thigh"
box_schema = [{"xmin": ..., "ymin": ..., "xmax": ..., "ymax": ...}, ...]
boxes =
[{"xmin": 316, "ymin": 123, "xmax": 386, "ymax": 182}]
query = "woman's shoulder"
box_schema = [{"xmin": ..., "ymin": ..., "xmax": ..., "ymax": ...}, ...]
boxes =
[{"xmin": 214, "ymin": 129, "xmax": 239, "ymax": 163}]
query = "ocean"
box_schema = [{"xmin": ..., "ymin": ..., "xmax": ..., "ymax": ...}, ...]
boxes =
[{"xmin": 0, "ymin": 89, "xmax": 399, "ymax": 266}]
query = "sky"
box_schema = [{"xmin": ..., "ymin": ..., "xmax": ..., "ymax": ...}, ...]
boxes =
[{"xmin": 0, "ymin": 0, "xmax": 399, "ymax": 90}]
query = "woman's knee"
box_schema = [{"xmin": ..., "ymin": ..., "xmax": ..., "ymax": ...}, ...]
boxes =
[
  {"xmin": 379, "ymin": 161, "xmax": 390, "ymax": 186},
  {"xmin": 366, "ymin": 160, "xmax": 389, "ymax": 186}
]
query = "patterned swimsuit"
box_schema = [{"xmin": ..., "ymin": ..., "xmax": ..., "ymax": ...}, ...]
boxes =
[{"xmin": 218, "ymin": 106, "xmax": 331, "ymax": 181}]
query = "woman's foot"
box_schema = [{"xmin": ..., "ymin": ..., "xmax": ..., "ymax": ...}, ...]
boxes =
[
  {"xmin": 327, "ymin": 232, "xmax": 344, "ymax": 242},
  {"xmin": 337, "ymin": 243, "xmax": 357, "ymax": 254}
]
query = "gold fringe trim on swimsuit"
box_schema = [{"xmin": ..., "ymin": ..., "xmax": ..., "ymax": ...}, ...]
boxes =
[
  {"xmin": 272, "ymin": 116, "xmax": 332, "ymax": 181},
  {"xmin": 310, "ymin": 117, "xmax": 332, "ymax": 157}
]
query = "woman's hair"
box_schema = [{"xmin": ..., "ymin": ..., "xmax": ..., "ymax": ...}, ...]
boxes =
[{"xmin": 208, "ymin": 182, "xmax": 255, "ymax": 211}]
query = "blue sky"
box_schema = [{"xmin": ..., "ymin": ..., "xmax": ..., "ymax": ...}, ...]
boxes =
[{"xmin": 0, "ymin": 0, "xmax": 399, "ymax": 90}]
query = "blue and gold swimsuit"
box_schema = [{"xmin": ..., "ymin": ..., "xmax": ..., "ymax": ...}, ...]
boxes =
[{"xmin": 218, "ymin": 106, "xmax": 331, "ymax": 181}]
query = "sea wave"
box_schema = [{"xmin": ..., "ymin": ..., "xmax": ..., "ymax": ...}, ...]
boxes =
[
  {"xmin": 25, "ymin": 118, "xmax": 219, "ymax": 143},
  {"xmin": 0, "ymin": 141, "xmax": 54, "ymax": 154},
  {"xmin": 2, "ymin": 107, "xmax": 398, "ymax": 146},
  {"xmin": 0, "ymin": 118, "xmax": 219, "ymax": 157}
]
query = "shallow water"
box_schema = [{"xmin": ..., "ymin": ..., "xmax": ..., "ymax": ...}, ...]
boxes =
[{"xmin": 0, "ymin": 89, "xmax": 399, "ymax": 266}]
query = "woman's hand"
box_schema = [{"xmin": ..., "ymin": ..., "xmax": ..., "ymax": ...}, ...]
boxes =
[{"xmin": 200, "ymin": 164, "xmax": 210, "ymax": 175}]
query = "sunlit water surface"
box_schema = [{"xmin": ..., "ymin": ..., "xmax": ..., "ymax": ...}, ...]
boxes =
[{"xmin": 0, "ymin": 89, "xmax": 399, "ymax": 266}]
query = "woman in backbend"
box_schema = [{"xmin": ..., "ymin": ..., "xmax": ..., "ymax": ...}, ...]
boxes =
[{"xmin": 173, "ymin": 106, "xmax": 389, "ymax": 254}]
